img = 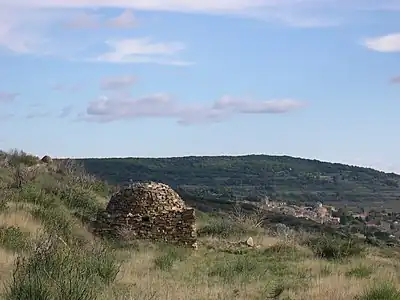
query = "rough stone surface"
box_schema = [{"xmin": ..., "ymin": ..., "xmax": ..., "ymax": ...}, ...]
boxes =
[
  {"xmin": 92, "ymin": 182, "xmax": 197, "ymax": 248},
  {"xmin": 246, "ymin": 236, "xmax": 254, "ymax": 247},
  {"xmin": 41, "ymin": 155, "xmax": 52, "ymax": 163}
]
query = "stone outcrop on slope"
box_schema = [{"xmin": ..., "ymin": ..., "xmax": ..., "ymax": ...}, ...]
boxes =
[{"xmin": 92, "ymin": 182, "xmax": 197, "ymax": 248}]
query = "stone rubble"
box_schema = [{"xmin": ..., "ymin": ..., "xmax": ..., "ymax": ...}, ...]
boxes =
[{"xmin": 92, "ymin": 182, "xmax": 197, "ymax": 248}]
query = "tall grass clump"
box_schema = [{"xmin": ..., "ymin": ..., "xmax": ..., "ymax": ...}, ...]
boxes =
[
  {"xmin": 305, "ymin": 233, "xmax": 365, "ymax": 260},
  {"xmin": 4, "ymin": 236, "xmax": 121, "ymax": 300},
  {"xmin": 153, "ymin": 245, "xmax": 190, "ymax": 271},
  {"xmin": 197, "ymin": 204, "xmax": 265, "ymax": 238},
  {"xmin": 356, "ymin": 282, "xmax": 400, "ymax": 300}
]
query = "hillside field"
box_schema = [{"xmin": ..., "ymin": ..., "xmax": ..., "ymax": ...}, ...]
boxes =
[
  {"xmin": 78, "ymin": 155, "xmax": 400, "ymax": 210},
  {"xmin": 1, "ymin": 151, "xmax": 400, "ymax": 299}
]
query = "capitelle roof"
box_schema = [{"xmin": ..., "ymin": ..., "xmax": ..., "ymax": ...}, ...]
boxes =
[{"xmin": 106, "ymin": 181, "xmax": 187, "ymax": 215}]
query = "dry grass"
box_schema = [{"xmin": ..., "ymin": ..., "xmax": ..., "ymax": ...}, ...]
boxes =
[
  {"xmin": 0, "ymin": 248, "xmax": 16, "ymax": 288},
  {"xmin": 1, "ymin": 200, "xmax": 400, "ymax": 300},
  {"xmin": 0, "ymin": 208, "xmax": 42, "ymax": 235},
  {"xmin": 2, "ymin": 151, "xmax": 400, "ymax": 300},
  {"xmin": 97, "ymin": 229, "xmax": 400, "ymax": 300},
  {"xmin": 3, "ymin": 210, "xmax": 400, "ymax": 299}
]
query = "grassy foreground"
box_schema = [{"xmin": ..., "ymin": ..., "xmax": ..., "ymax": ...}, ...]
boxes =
[{"xmin": 1, "ymin": 150, "xmax": 400, "ymax": 299}]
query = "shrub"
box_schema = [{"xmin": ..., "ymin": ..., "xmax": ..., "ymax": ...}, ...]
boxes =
[
  {"xmin": 7, "ymin": 150, "xmax": 39, "ymax": 167},
  {"xmin": 208, "ymin": 254, "xmax": 260, "ymax": 283},
  {"xmin": 197, "ymin": 217, "xmax": 260, "ymax": 238},
  {"xmin": 0, "ymin": 226, "xmax": 29, "ymax": 252},
  {"xmin": 4, "ymin": 237, "xmax": 120, "ymax": 300},
  {"xmin": 198, "ymin": 218, "xmax": 241, "ymax": 237},
  {"xmin": 31, "ymin": 206, "xmax": 74, "ymax": 239},
  {"xmin": 153, "ymin": 246, "xmax": 189, "ymax": 271},
  {"xmin": 345, "ymin": 265, "xmax": 373, "ymax": 279},
  {"xmin": 305, "ymin": 234, "xmax": 365, "ymax": 260},
  {"xmin": 356, "ymin": 282, "xmax": 400, "ymax": 300},
  {"xmin": 18, "ymin": 184, "xmax": 53, "ymax": 207},
  {"xmin": 57, "ymin": 185, "xmax": 101, "ymax": 221}
]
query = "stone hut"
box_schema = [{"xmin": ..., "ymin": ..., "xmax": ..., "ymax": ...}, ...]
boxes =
[
  {"xmin": 41, "ymin": 155, "xmax": 52, "ymax": 164},
  {"xmin": 92, "ymin": 182, "xmax": 197, "ymax": 248}
]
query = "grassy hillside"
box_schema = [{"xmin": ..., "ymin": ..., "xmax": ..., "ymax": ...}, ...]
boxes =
[
  {"xmin": 2, "ymin": 150, "xmax": 400, "ymax": 299},
  {"xmin": 77, "ymin": 155, "xmax": 400, "ymax": 210}
]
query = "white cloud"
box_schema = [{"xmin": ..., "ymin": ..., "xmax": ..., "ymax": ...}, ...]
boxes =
[
  {"xmin": 106, "ymin": 10, "xmax": 137, "ymax": 28},
  {"xmin": 363, "ymin": 33, "xmax": 400, "ymax": 52},
  {"xmin": 2, "ymin": 0, "xmax": 272, "ymax": 12},
  {"xmin": 79, "ymin": 93, "xmax": 305, "ymax": 124},
  {"xmin": 0, "ymin": 8, "xmax": 79, "ymax": 55},
  {"xmin": 92, "ymin": 38, "xmax": 192, "ymax": 65},
  {"xmin": 100, "ymin": 75, "xmax": 136, "ymax": 90},
  {"xmin": 213, "ymin": 96, "xmax": 305, "ymax": 113},
  {"xmin": 4, "ymin": 0, "xmax": 400, "ymax": 12},
  {"xmin": 65, "ymin": 11, "xmax": 101, "ymax": 29},
  {"xmin": 65, "ymin": 9, "xmax": 137, "ymax": 29},
  {"xmin": 2, "ymin": 0, "xmax": 399, "ymax": 60}
]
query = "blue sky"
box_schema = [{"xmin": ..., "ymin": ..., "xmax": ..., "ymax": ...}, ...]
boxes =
[{"xmin": 0, "ymin": 1, "xmax": 400, "ymax": 172}]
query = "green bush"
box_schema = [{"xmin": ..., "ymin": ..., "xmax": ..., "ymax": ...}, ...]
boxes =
[
  {"xmin": 7, "ymin": 150, "xmax": 39, "ymax": 167},
  {"xmin": 209, "ymin": 255, "xmax": 259, "ymax": 283},
  {"xmin": 18, "ymin": 184, "xmax": 55, "ymax": 207},
  {"xmin": 356, "ymin": 282, "xmax": 400, "ymax": 300},
  {"xmin": 31, "ymin": 206, "xmax": 74, "ymax": 239},
  {"xmin": 305, "ymin": 234, "xmax": 365, "ymax": 260},
  {"xmin": 4, "ymin": 238, "xmax": 120, "ymax": 300},
  {"xmin": 0, "ymin": 226, "xmax": 29, "ymax": 252},
  {"xmin": 153, "ymin": 246, "xmax": 189, "ymax": 271},
  {"xmin": 345, "ymin": 265, "xmax": 373, "ymax": 279},
  {"xmin": 197, "ymin": 218, "xmax": 254, "ymax": 238},
  {"xmin": 57, "ymin": 185, "xmax": 101, "ymax": 221}
]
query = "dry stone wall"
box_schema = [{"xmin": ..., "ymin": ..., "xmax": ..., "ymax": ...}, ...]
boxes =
[{"xmin": 92, "ymin": 182, "xmax": 197, "ymax": 248}]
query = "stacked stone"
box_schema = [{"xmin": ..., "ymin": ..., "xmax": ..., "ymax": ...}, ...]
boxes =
[
  {"xmin": 92, "ymin": 182, "xmax": 197, "ymax": 248},
  {"xmin": 106, "ymin": 182, "xmax": 187, "ymax": 215}
]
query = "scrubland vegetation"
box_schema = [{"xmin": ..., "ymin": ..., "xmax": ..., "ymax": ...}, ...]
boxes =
[{"xmin": 1, "ymin": 150, "xmax": 400, "ymax": 299}]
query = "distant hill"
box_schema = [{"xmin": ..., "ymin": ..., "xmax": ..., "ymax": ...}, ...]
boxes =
[{"xmin": 76, "ymin": 155, "xmax": 400, "ymax": 210}]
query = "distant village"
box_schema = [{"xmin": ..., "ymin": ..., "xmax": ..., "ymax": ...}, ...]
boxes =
[{"xmin": 243, "ymin": 197, "xmax": 400, "ymax": 244}]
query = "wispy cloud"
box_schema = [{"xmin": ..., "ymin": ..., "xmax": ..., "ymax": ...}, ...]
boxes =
[
  {"xmin": 2, "ymin": 0, "xmax": 399, "ymax": 61},
  {"xmin": 52, "ymin": 83, "xmax": 83, "ymax": 92},
  {"xmin": 5, "ymin": 0, "xmax": 400, "ymax": 13},
  {"xmin": 59, "ymin": 105, "xmax": 74, "ymax": 118},
  {"xmin": 65, "ymin": 9, "xmax": 137, "ymax": 29},
  {"xmin": 5, "ymin": 0, "xmax": 400, "ymax": 26},
  {"xmin": 391, "ymin": 76, "xmax": 400, "ymax": 84},
  {"xmin": 65, "ymin": 11, "xmax": 100, "ymax": 29},
  {"xmin": 25, "ymin": 111, "xmax": 51, "ymax": 119},
  {"xmin": 363, "ymin": 33, "xmax": 400, "ymax": 52},
  {"xmin": 106, "ymin": 10, "xmax": 137, "ymax": 28},
  {"xmin": 100, "ymin": 75, "xmax": 136, "ymax": 90},
  {"xmin": 0, "ymin": 92, "xmax": 19, "ymax": 103},
  {"xmin": 78, "ymin": 93, "xmax": 305, "ymax": 125},
  {"xmin": 91, "ymin": 38, "xmax": 192, "ymax": 65},
  {"xmin": 0, "ymin": 8, "xmax": 74, "ymax": 55}
]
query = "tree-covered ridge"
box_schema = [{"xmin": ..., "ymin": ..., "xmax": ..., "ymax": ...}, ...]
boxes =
[{"xmin": 77, "ymin": 155, "xmax": 400, "ymax": 208}]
